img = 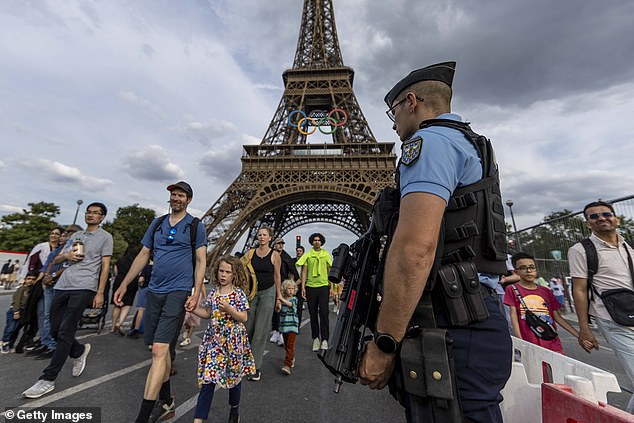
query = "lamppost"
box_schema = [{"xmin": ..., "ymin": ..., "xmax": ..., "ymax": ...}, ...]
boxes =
[
  {"xmin": 505, "ymin": 200, "xmax": 522, "ymax": 250},
  {"xmin": 73, "ymin": 199, "xmax": 83, "ymax": 224}
]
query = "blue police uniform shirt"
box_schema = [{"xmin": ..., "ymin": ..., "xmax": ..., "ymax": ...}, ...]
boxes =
[
  {"xmin": 399, "ymin": 112, "xmax": 499, "ymax": 289},
  {"xmin": 141, "ymin": 213, "xmax": 207, "ymax": 294}
]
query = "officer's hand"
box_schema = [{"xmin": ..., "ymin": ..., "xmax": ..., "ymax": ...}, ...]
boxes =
[
  {"xmin": 359, "ymin": 341, "xmax": 396, "ymax": 390},
  {"xmin": 301, "ymin": 288, "xmax": 307, "ymax": 301},
  {"xmin": 578, "ymin": 327, "xmax": 599, "ymax": 353}
]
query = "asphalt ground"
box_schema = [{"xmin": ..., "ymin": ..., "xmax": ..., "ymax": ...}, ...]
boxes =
[
  {"xmin": 0, "ymin": 292, "xmax": 631, "ymax": 421},
  {"xmin": 0, "ymin": 295, "xmax": 405, "ymax": 422}
]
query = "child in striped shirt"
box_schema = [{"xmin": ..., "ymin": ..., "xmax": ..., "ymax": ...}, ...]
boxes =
[{"xmin": 279, "ymin": 279, "xmax": 299, "ymax": 375}]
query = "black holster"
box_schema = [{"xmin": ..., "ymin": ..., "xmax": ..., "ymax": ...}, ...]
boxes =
[{"xmin": 388, "ymin": 296, "xmax": 463, "ymax": 422}]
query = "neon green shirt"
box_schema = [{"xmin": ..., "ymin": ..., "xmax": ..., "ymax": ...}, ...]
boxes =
[{"xmin": 296, "ymin": 248, "xmax": 332, "ymax": 288}]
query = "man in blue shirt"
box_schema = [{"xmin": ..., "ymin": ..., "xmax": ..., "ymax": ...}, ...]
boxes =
[
  {"xmin": 359, "ymin": 62, "xmax": 511, "ymax": 422},
  {"xmin": 115, "ymin": 181, "xmax": 207, "ymax": 423}
]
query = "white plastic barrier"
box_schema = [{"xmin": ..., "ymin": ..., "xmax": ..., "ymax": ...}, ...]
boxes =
[{"xmin": 500, "ymin": 336, "xmax": 621, "ymax": 423}]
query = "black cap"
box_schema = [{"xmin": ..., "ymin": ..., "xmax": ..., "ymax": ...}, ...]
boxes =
[
  {"xmin": 166, "ymin": 181, "xmax": 193, "ymax": 198},
  {"xmin": 384, "ymin": 61, "xmax": 456, "ymax": 106}
]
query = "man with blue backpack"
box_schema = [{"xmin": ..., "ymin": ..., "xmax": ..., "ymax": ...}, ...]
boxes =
[{"xmin": 115, "ymin": 181, "xmax": 207, "ymax": 423}]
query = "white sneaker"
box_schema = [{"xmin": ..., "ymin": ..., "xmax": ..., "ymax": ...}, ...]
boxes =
[
  {"xmin": 22, "ymin": 379, "xmax": 55, "ymax": 398},
  {"xmin": 312, "ymin": 338, "xmax": 320, "ymax": 352},
  {"xmin": 179, "ymin": 337, "xmax": 191, "ymax": 347},
  {"xmin": 72, "ymin": 343, "xmax": 91, "ymax": 377},
  {"xmin": 320, "ymin": 340, "xmax": 328, "ymax": 350}
]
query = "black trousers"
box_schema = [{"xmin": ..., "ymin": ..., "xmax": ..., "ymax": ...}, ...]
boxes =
[
  {"xmin": 306, "ymin": 286, "xmax": 329, "ymax": 341},
  {"xmin": 41, "ymin": 289, "xmax": 94, "ymax": 381}
]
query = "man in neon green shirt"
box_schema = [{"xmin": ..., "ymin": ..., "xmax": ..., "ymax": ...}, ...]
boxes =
[{"xmin": 297, "ymin": 233, "xmax": 332, "ymax": 352}]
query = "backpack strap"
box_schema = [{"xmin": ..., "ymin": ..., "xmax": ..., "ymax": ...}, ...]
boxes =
[
  {"xmin": 580, "ymin": 238, "xmax": 598, "ymax": 301},
  {"xmin": 189, "ymin": 217, "xmax": 200, "ymax": 281},
  {"xmin": 148, "ymin": 214, "xmax": 169, "ymax": 251}
]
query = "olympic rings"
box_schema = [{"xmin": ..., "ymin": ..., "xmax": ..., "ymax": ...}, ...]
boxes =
[{"xmin": 287, "ymin": 108, "xmax": 348, "ymax": 135}]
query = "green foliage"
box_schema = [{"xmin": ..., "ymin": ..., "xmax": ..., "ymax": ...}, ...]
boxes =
[
  {"xmin": 102, "ymin": 204, "xmax": 156, "ymax": 261},
  {"xmin": 0, "ymin": 202, "xmax": 61, "ymax": 251}
]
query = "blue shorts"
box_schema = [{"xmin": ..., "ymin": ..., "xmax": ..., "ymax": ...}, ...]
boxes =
[
  {"xmin": 136, "ymin": 286, "xmax": 148, "ymax": 308},
  {"xmin": 144, "ymin": 290, "xmax": 188, "ymax": 345}
]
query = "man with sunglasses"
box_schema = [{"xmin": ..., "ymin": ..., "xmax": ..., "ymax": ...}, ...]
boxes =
[
  {"xmin": 359, "ymin": 62, "xmax": 511, "ymax": 422},
  {"xmin": 568, "ymin": 200, "xmax": 634, "ymax": 414},
  {"xmin": 114, "ymin": 181, "xmax": 207, "ymax": 423}
]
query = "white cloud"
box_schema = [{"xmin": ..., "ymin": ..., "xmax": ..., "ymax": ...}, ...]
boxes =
[
  {"xmin": 17, "ymin": 158, "xmax": 112, "ymax": 191},
  {"xmin": 121, "ymin": 145, "xmax": 184, "ymax": 182},
  {"xmin": 0, "ymin": 204, "xmax": 23, "ymax": 214}
]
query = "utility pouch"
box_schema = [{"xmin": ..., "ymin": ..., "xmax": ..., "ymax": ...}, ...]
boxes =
[
  {"xmin": 454, "ymin": 261, "xmax": 489, "ymax": 323},
  {"xmin": 436, "ymin": 265, "xmax": 470, "ymax": 326},
  {"xmin": 400, "ymin": 329, "xmax": 455, "ymax": 400}
]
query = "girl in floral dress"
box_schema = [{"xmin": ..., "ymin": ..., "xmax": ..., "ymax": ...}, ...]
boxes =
[{"xmin": 191, "ymin": 255, "xmax": 256, "ymax": 423}]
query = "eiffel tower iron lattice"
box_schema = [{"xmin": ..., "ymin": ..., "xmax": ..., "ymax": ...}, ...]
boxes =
[{"xmin": 202, "ymin": 0, "xmax": 396, "ymax": 264}]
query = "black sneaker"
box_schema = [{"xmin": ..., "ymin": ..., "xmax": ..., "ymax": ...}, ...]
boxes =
[
  {"xmin": 247, "ymin": 370, "xmax": 261, "ymax": 381},
  {"xmin": 35, "ymin": 348, "xmax": 56, "ymax": 360},
  {"xmin": 228, "ymin": 413, "xmax": 240, "ymax": 423},
  {"xmin": 26, "ymin": 345, "xmax": 47, "ymax": 356},
  {"xmin": 148, "ymin": 396, "xmax": 175, "ymax": 422}
]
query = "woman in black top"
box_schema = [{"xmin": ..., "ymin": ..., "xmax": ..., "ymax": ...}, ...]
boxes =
[{"xmin": 245, "ymin": 226, "xmax": 281, "ymax": 381}]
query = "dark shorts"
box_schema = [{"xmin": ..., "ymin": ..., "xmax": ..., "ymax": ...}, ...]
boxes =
[{"xmin": 144, "ymin": 290, "xmax": 189, "ymax": 345}]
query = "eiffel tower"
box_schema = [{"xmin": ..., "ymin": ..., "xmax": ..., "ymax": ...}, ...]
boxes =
[{"xmin": 202, "ymin": 0, "xmax": 396, "ymax": 263}]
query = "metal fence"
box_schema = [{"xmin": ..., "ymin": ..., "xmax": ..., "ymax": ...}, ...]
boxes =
[{"xmin": 508, "ymin": 195, "xmax": 634, "ymax": 279}]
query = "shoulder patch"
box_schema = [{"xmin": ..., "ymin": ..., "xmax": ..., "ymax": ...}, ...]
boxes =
[{"xmin": 401, "ymin": 136, "xmax": 423, "ymax": 166}]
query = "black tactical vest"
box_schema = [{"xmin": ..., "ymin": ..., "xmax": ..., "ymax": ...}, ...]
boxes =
[{"xmin": 408, "ymin": 119, "xmax": 508, "ymax": 276}]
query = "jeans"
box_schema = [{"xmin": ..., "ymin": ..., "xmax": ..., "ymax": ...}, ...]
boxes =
[
  {"xmin": 41, "ymin": 289, "xmax": 94, "ymax": 381},
  {"xmin": 2, "ymin": 308, "xmax": 18, "ymax": 342},
  {"xmin": 36, "ymin": 285, "xmax": 57, "ymax": 350},
  {"xmin": 246, "ymin": 285, "xmax": 276, "ymax": 370},
  {"xmin": 306, "ymin": 286, "xmax": 329, "ymax": 341},
  {"xmin": 596, "ymin": 317, "xmax": 634, "ymax": 413}
]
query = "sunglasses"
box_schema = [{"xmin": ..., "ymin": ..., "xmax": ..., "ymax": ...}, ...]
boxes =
[
  {"xmin": 167, "ymin": 227, "xmax": 177, "ymax": 243},
  {"xmin": 587, "ymin": 212, "xmax": 614, "ymax": 220}
]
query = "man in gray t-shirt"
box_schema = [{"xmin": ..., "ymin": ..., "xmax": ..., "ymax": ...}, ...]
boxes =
[{"xmin": 22, "ymin": 202, "xmax": 113, "ymax": 400}]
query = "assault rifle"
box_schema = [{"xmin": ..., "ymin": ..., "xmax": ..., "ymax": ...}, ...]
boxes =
[
  {"xmin": 319, "ymin": 187, "xmax": 399, "ymax": 393},
  {"xmin": 318, "ymin": 223, "xmax": 384, "ymax": 393}
]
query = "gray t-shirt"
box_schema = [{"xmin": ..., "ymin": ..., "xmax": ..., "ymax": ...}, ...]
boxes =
[{"xmin": 55, "ymin": 227, "xmax": 113, "ymax": 292}]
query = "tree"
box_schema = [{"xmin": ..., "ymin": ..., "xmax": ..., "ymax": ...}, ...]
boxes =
[
  {"xmin": 102, "ymin": 204, "xmax": 156, "ymax": 260},
  {"xmin": 0, "ymin": 202, "xmax": 61, "ymax": 251}
]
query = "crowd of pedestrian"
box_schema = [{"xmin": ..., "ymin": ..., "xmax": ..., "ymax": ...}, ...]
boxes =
[{"xmin": 2, "ymin": 176, "xmax": 632, "ymax": 420}]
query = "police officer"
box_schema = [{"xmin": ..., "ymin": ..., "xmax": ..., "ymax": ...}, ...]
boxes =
[{"xmin": 359, "ymin": 62, "xmax": 512, "ymax": 422}]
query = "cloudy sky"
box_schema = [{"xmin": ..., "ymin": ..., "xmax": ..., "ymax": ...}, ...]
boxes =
[{"xmin": 1, "ymin": 0, "xmax": 634, "ymax": 249}]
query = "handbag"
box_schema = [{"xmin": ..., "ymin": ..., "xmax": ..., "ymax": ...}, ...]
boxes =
[{"xmin": 511, "ymin": 285, "xmax": 558, "ymax": 340}]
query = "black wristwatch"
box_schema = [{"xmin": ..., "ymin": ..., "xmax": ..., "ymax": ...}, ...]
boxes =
[{"xmin": 373, "ymin": 332, "xmax": 400, "ymax": 354}]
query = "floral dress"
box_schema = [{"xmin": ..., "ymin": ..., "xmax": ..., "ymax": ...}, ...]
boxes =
[{"xmin": 197, "ymin": 287, "xmax": 256, "ymax": 388}]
